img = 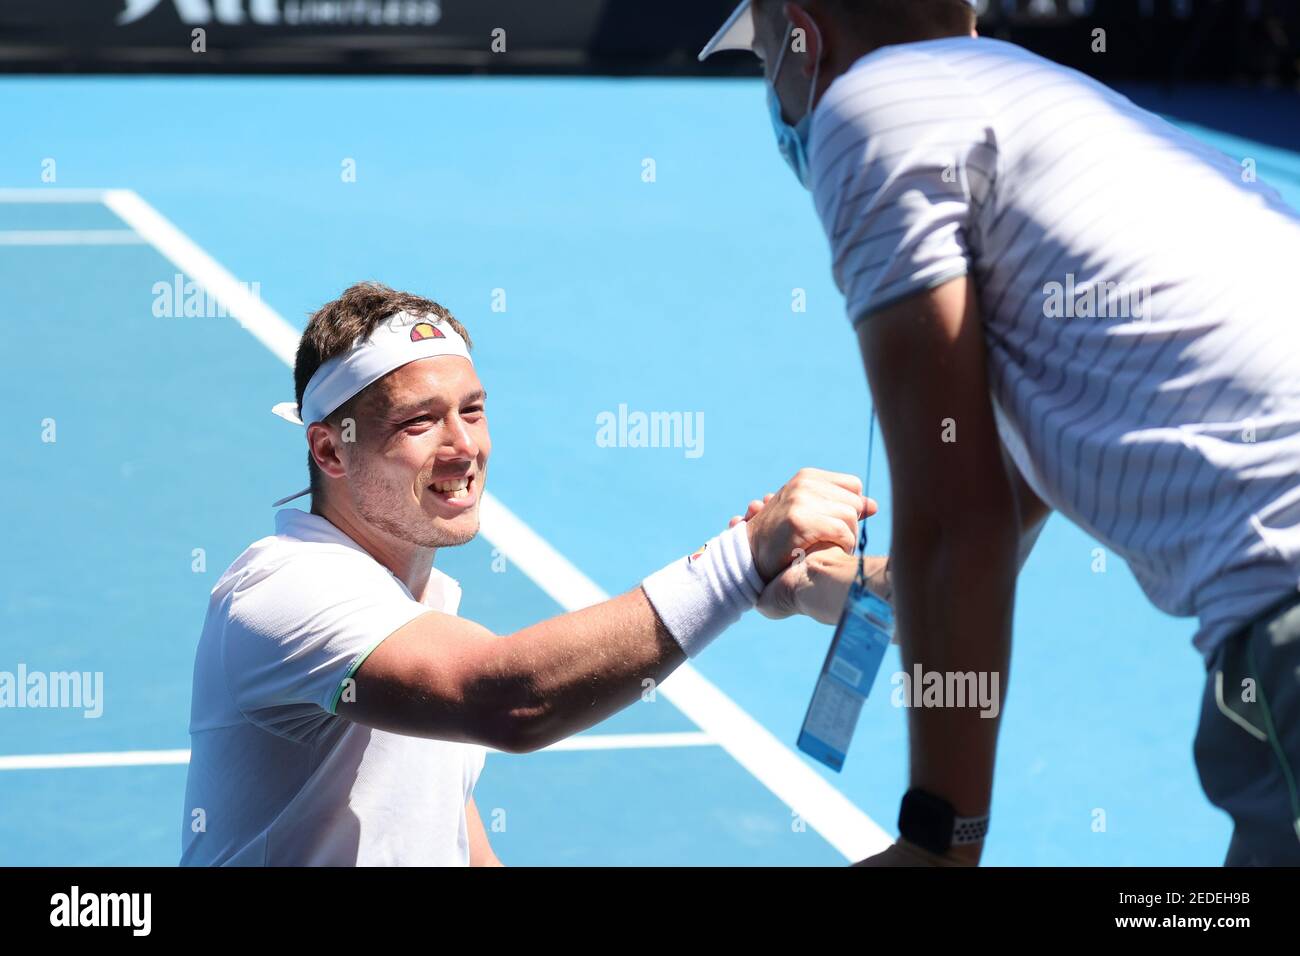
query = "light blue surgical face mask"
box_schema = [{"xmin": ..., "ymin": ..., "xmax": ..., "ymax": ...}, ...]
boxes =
[{"xmin": 766, "ymin": 22, "xmax": 822, "ymax": 189}]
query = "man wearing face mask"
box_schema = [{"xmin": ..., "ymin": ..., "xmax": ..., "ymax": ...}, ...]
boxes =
[{"xmin": 701, "ymin": 0, "xmax": 1300, "ymax": 866}]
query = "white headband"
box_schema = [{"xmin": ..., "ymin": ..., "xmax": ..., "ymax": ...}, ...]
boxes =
[
  {"xmin": 269, "ymin": 311, "xmax": 472, "ymax": 508},
  {"xmin": 271, "ymin": 311, "xmax": 473, "ymax": 427}
]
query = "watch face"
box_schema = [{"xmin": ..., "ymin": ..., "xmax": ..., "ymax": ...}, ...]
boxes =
[{"xmin": 899, "ymin": 788, "xmax": 956, "ymax": 855}]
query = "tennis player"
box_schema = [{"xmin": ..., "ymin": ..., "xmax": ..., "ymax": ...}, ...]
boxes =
[
  {"xmin": 700, "ymin": 0, "xmax": 1300, "ymax": 865},
  {"xmin": 180, "ymin": 281, "xmax": 872, "ymax": 866}
]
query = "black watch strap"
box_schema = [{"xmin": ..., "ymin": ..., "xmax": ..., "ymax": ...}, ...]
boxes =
[{"xmin": 898, "ymin": 788, "xmax": 989, "ymax": 855}]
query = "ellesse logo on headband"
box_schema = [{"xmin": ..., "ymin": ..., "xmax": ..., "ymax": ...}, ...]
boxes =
[{"xmin": 410, "ymin": 321, "xmax": 445, "ymax": 342}]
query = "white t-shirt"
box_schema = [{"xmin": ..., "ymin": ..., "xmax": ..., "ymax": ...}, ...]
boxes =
[
  {"xmin": 809, "ymin": 36, "xmax": 1300, "ymax": 658},
  {"xmin": 181, "ymin": 508, "xmax": 486, "ymax": 866}
]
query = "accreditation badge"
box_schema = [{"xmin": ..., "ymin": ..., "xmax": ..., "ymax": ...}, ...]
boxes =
[{"xmin": 797, "ymin": 581, "xmax": 894, "ymax": 772}]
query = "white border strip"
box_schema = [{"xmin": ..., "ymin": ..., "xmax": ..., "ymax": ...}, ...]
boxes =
[
  {"xmin": 538, "ymin": 731, "xmax": 714, "ymax": 752},
  {"xmin": 0, "ymin": 750, "xmax": 192, "ymax": 771},
  {"xmin": 0, "ymin": 733, "xmax": 718, "ymax": 771},
  {"xmin": 0, "ymin": 188, "xmax": 108, "ymax": 203},
  {"xmin": 99, "ymin": 188, "xmax": 890, "ymax": 861},
  {"xmin": 0, "ymin": 229, "xmax": 146, "ymax": 245}
]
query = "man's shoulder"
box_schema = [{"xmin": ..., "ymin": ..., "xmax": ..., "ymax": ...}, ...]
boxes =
[
  {"xmin": 834, "ymin": 36, "xmax": 1003, "ymax": 80},
  {"xmin": 820, "ymin": 36, "xmax": 1042, "ymax": 114},
  {"xmin": 215, "ymin": 531, "xmax": 383, "ymax": 596},
  {"xmin": 208, "ymin": 531, "xmax": 410, "ymax": 639},
  {"xmin": 813, "ymin": 38, "xmax": 1004, "ymax": 148}
]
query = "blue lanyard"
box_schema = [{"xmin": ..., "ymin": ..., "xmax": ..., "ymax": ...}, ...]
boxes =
[{"xmin": 853, "ymin": 409, "xmax": 877, "ymax": 593}]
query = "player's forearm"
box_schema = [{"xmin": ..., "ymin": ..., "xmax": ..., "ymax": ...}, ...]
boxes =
[
  {"xmin": 891, "ymin": 515, "xmax": 1018, "ymax": 860},
  {"xmin": 792, "ymin": 502, "xmax": 1039, "ymax": 628},
  {"xmin": 476, "ymin": 588, "xmax": 684, "ymax": 753}
]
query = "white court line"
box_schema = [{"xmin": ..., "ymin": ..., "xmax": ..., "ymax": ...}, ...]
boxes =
[
  {"xmin": 0, "ymin": 750, "xmax": 192, "ymax": 771},
  {"xmin": 0, "ymin": 229, "xmax": 146, "ymax": 245},
  {"xmin": 0, "ymin": 733, "xmax": 717, "ymax": 771},
  {"xmin": 102, "ymin": 190, "xmax": 300, "ymax": 364},
  {"xmin": 98, "ymin": 187, "xmax": 891, "ymax": 862},
  {"xmin": 537, "ymin": 731, "xmax": 715, "ymax": 752},
  {"xmin": 0, "ymin": 188, "xmax": 107, "ymax": 203}
]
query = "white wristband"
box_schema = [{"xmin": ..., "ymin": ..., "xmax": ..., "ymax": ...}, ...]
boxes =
[{"xmin": 641, "ymin": 521, "xmax": 766, "ymax": 658}]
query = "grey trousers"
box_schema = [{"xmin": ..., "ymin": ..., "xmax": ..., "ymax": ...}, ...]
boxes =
[{"xmin": 1193, "ymin": 590, "xmax": 1300, "ymax": 865}]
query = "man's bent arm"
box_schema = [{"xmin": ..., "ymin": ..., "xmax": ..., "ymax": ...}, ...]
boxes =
[
  {"xmin": 858, "ymin": 276, "xmax": 1021, "ymax": 863},
  {"xmin": 343, "ymin": 587, "xmax": 683, "ymax": 754},
  {"xmin": 341, "ymin": 469, "xmax": 868, "ymax": 754}
]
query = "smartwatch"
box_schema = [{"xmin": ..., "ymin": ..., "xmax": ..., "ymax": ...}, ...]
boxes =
[{"xmin": 897, "ymin": 788, "xmax": 990, "ymax": 856}]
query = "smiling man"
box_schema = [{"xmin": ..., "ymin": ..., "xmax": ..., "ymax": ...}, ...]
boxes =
[
  {"xmin": 180, "ymin": 281, "xmax": 872, "ymax": 866},
  {"xmin": 702, "ymin": 0, "xmax": 1300, "ymax": 865}
]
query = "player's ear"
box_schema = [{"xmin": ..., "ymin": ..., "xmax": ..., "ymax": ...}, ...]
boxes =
[
  {"xmin": 307, "ymin": 422, "xmax": 348, "ymax": 480},
  {"xmin": 783, "ymin": 2, "xmax": 824, "ymax": 78}
]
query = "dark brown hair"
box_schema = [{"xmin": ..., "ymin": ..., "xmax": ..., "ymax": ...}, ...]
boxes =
[{"xmin": 294, "ymin": 282, "xmax": 474, "ymax": 496}]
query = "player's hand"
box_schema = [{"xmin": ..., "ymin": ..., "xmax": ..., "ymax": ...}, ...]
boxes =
[
  {"xmin": 727, "ymin": 493, "xmax": 775, "ymax": 529},
  {"xmin": 757, "ymin": 546, "xmax": 892, "ymax": 625},
  {"xmin": 757, "ymin": 544, "xmax": 853, "ymax": 623},
  {"xmin": 740, "ymin": 469, "xmax": 875, "ymax": 583}
]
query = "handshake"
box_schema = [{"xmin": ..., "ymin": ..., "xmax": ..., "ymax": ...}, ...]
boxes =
[{"xmin": 729, "ymin": 468, "xmax": 892, "ymax": 624}]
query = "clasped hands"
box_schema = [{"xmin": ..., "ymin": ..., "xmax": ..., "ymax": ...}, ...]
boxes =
[
  {"xmin": 732, "ymin": 468, "xmax": 890, "ymax": 624},
  {"xmin": 733, "ymin": 469, "xmax": 975, "ymax": 868}
]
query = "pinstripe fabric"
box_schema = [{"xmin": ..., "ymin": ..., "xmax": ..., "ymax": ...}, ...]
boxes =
[{"xmin": 809, "ymin": 37, "xmax": 1300, "ymax": 659}]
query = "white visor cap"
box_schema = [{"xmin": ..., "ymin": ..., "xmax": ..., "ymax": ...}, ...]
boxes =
[
  {"xmin": 698, "ymin": 1, "xmax": 755, "ymax": 61},
  {"xmin": 698, "ymin": 0, "xmax": 979, "ymax": 61}
]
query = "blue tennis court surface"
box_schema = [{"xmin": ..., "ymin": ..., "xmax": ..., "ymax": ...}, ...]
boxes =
[{"xmin": 3, "ymin": 76, "xmax": 1299, "ymax": 866}]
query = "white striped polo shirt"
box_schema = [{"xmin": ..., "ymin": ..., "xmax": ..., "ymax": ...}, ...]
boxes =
[{"xmin": 808, "ymin": 36, "xmax": 1300, "ymax": 659}]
